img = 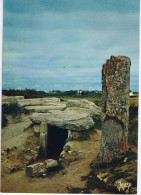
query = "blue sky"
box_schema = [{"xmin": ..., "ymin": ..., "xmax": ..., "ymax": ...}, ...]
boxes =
[{"xmin": 2, "ymin": 0, "xmax": 140, "ymax": 91}]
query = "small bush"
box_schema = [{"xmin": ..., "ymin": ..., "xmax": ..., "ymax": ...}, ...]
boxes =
[
  {"xmin": 92, "ymin": 114, "xmax": 102, "ymax": 129},
  {"xmin": 2, "ymin": 102, "xmax": 22, "ymax": 116},
  {"xmin": 2, "ymin": 114, "xmax": 8, "ymax": 128},
  {"xmin": 2, "ymin": 102, "xmax": 23, "ymax": 128}
]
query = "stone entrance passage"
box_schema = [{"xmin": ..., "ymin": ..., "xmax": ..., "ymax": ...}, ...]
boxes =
[
  {"xmin": 30, "ymin": 108, "xmax": 95, "ymax": 159},
  {"xmin": 99, "ymin": 56, "xmax": 131, "ymax": 162},
  {"xmin": 47, "ymin": 125, "xmax": 68, "ymax": 159}
]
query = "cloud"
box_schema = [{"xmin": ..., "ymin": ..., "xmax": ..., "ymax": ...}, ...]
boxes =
[
  {"xmin": 2, "ymin": 0, "xmax": 139, "ymax": 91},
  {"xmin": 4, "ymin": 0, "xmax": 139, "ymax": 14}
]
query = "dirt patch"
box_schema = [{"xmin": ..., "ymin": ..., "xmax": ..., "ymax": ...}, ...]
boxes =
[
  {"xmin": 1, "ymin": 108, "xmax": 137, "ymax": 194},
  {"xmin": 1, "ymin": 129, "xmax": 102, "ymax": 193}
]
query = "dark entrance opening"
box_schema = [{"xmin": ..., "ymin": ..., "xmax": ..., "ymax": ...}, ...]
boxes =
[{"xmin": 47, "ymin": 125, "xmax": 68, "ymax": 159}]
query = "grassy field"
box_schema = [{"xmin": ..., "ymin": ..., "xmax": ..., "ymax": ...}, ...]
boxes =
[
  {"xmin": 60, "ymin": 96, "xmax": 138, "ymax": 107},
  {"xmin": 129, "ymin": 96, "xmax": 138, "ymax": 107}
]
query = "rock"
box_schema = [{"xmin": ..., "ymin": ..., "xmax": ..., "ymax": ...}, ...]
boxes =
[
  {"xmin": 66, "ymin": 99, "xmax": 101, "ymax": 115},
  {"xmin": 60, "ymin": 150, "xmax": 66, "ymax": 158},
  {"xmin": 123, "ymin": 157, "xmax": 128, "ymax": 163},
  {"xmin": 114, "ymin": 178, "xmax": 132, "ymax": 192},
  {"xmin": 24, "ymin": 155, "xmax": 33, "ymax": 164},
  {"xmin": 2, "ymin": 96, "xmax": 24, "ymax": 100},
  {"xmin": 99, "ymin": 56, "xmax": 131, "ymax": 162},
  {"xmin": 44, "ymin": 97, "xmax": 60, "ymax": 103},
  {"xmin": 33, "ymin": 125, "xmax": 40, "ymax": 135},
  {"xmin": 64, "ymin": 145, "xmax": 71, "ymax": 152},
  {"xmin": 6, "ymin": 164, "xmax": 21, "ymax": 173},
  {"xmin": 68, "ymin": 129, "xmax": 90, "ymax": 140},
  {"xmin": 17, "ymin": 97, "xmax": 60, "ymax": 107},
  {"xmin": 26, "ymin": 163, "xmax": 46, "ymax": 177},
  {"xmin": 45, "ymin": 159, "xmax": 58, "ymax": 170},
  {"xmin": 68, "ymin": 151, "xmax": 73, "ymax": 155},
  {"xmin": 97, "ymin": 172, "xmax": 109, "ymax": 183},
  {"xmin": 29, "ymin": 109, "xmax": 94, "ymax": 131},
  {"xmin": 2, "ymin": 96, "xmax": 24, "ymax": 105},
  {"xmin": 40, "ymin": 122, "xmax": 48, "ymax": 157},
  {"xmin": 24, "ymin": 103, "xmax": 66, "ymax": 113},
  {"xmin": 30, "ymin": 150, "xmax": 38, "ymax": 155},
  {"xmin": 36, "ymin": 146, "xmax": 40, "ymax": 150}
]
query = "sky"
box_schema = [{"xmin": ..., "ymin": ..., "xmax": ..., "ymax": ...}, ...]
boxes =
[{"xmin": 2, "ymin": 0, "xmax": 140, "ymax": 91}]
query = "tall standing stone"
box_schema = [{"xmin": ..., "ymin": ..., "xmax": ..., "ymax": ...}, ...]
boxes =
[{"xmin": 98, "ymin": 56, "xmax": 131, "ymax": 162}]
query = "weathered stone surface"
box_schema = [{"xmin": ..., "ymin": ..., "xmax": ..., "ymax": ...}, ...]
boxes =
[
  {"xmin": 114, "ymin": 178, "xmax": 132, "ymax": 193},
  {"xmin": 2, "ymin": 96, "xmax": 24, "ymax": 105},
  {"xmin": 40, "ymin": 122, "xmax": 48, "ymax": 157},
  {"xmin": 68, "ymin": 129, "xmax": 90, "ymax": 140},
  {"xmin": 29, "ymin": 109, "xmax": 94, "ymax": 131},
  {"xmin": 43, "ymin": 97, "xmax": 60, "ymax": 103},
  {"xmin": 6, "ymin": 164, "xmax": 21, "ymax": 173},
  {"xmin": 45, "ymin": 159, "xmax": 58, "ymax": 169},
  {"xmin": 26, "ymin": 163, "xmax": 46, "ymax": 177},
  {"xmin": 24, "ymin": 103, "xmax": 66, "ymax": 113},
  {"xmin": 66, "ymin": 99, "xmax": 101, "ymax": 115},
  {"xmin": 97, "ymin": 172, "xmax": 109, "ymax": 183},
  {"xmin": 99, "ymin": 56, "xmax": 131, "ymax": 162},
  {"xmin": 2, "ymin": 95, "xmax": 24, "ymax": 100},
  {"xmin": 17, "ymin": 97, "xmax": 60, "ymax": 107},
  {"xmin": 33, "ymin": 125, "xmax": 40, "ymax": 135}
]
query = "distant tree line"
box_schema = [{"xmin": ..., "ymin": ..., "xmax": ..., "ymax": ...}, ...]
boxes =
[
  {"xmin": 2, "ymin": 89, "xmax": 102, "ymax": 99},
  {"xmin": 2, "ymin": 89, "xmax": 47, "ymax": 99}
]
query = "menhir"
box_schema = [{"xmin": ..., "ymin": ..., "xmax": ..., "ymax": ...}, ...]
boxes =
[{"xmin": 98, "ymin": 56, "xmax": 131, "ymax": 162}]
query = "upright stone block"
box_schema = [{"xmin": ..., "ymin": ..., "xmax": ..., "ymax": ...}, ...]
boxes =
[
  {"xmin": 99, "ymin": 56, "xmax": 131, "ymax": 162},
  {"xmin": 40, "ymin": 122, "xmax": 48, "ymax": 157}
]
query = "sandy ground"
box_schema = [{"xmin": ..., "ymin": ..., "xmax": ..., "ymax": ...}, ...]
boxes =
[
  {"xmin": 1, "ymin": 112, "xmax": 137, "ymax": 194},
  {"xmin": 1, "ymin": 113, "xmax": 103, "ymax": 193},
  {"xmin": 1, "ymin": 133, "xmax": 102, "ymax": 193}
]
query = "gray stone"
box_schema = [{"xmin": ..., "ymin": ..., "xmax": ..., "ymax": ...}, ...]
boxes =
[
  {"xmin": 66, "ymin": 99, "xmax": 101, "ymax": 115},
  {"xmin": 97, "ymin": 172, "xmax": 109, "ymax": 183},
  {"xmin": 3, "ymin": 96, "xmax": 24, "ymax": 100},
  {"xmin": 99, "ymin": 56, "xmax": 131, "ymax": 162},
  {"xmin": 40, "ymin": 122, "xmax": 48, "ymax": 157},
  {"xmin": 45, "ymin": 159, "xmax": 58, "ymax": 170},
  {"xmin": 17, "ymin": 97, "xmax": 61, "ymax": 107},
  {"xmin": 26, "ymin": 163, "xmax": 46, "ymax": 177},
  {"xmin": 114, "ymin": 178, "xmax": 132, "ymax": 192},
  {"xmin": 2, "ymin": 96, "xmax": 24, "ymax": 105},
  {"xmin": 24, "ymin": 103, "xmax": 66, "ymax": 113},
  {"xmin": 33, "ymin": 125, "xmax": 40, "ymax": 135},
  {"xmin": 6, "ymin": 164, "xmax": 21, "ymax": 173},
  {"xmin": 43, "ymin": 97, "xmax": 60, "ymax": 103},
  {"xmin": 29, "ymin": 109, "xmax": 94, "ymax": 131}
]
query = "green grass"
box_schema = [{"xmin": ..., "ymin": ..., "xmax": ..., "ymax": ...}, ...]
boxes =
[{"xmin": 60, "ymin": 96, "xmax": 138, "ymax": 107}]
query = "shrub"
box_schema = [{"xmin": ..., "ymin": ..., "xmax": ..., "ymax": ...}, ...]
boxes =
[
  {"xmin": 92, "ymin": 114, "xmax": 102, "ymax": 129},
  {"xmin": 2, "ymin": 114, "xmax": 8, "ymax": 128},
  {"xmin": 2, "ymin": 102, "xmax": 23, "ymax": 128},
  {"xmin": 2, "ymin": 102, "xmax": 22, "ymax": 116}
]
